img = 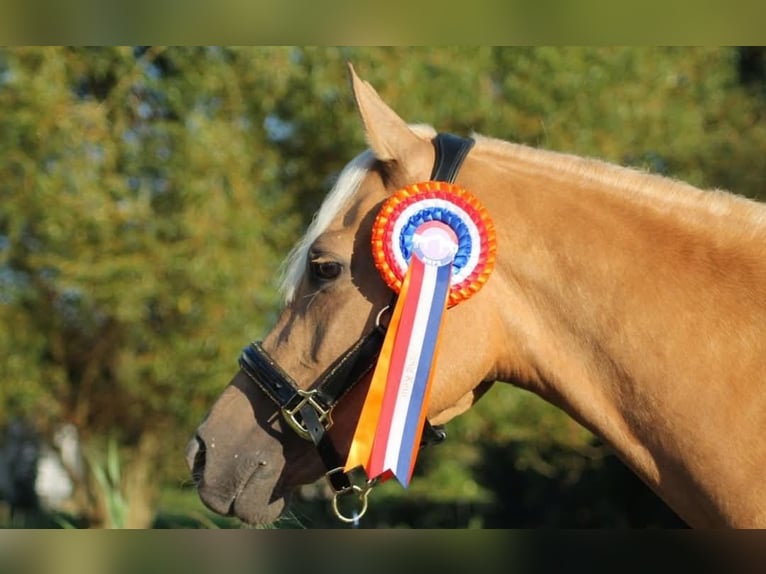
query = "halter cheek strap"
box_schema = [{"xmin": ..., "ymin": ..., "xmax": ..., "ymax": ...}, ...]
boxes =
[{"xmin": 240, "ymin": 329, "xmax": 385, "ymax": 492}]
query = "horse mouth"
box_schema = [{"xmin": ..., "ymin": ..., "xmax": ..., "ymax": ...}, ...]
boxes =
[{"xmin": 186, "ymin": 435, "xmax": 288, "ymax": 524}]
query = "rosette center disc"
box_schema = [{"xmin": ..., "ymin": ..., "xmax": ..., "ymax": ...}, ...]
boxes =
[{"xmin": 412, "ymin": 222, "xmax": 459, "ymax": 266}]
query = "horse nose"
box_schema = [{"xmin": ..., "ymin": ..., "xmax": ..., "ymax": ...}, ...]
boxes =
[{"xmin": 185, "ymin": 435, "xmax": 206, "ymax": 478}]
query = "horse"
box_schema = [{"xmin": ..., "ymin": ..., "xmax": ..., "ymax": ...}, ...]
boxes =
[{"xmin": 186, "ymin": 64, "xmax": 766, "ymax": 528}]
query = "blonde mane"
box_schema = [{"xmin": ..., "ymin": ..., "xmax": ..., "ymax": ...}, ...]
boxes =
[{"xmin": 278, "ymin": 149, "xmax": 376, "ymax": 303}]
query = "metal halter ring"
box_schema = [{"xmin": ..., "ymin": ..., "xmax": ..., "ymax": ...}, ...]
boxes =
[
  {"xmin": 331, "ymin": 483, "xmax": 373, "ymax": 524},
  {"xmin": 327, "ymin": 467, "xmax": 377, "ymax": 524},
  {"xmin": 375, "ymin": 304, "xmax": 391, "ymax": 330}
]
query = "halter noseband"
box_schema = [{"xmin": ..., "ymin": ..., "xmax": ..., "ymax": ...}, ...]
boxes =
[{"xmin": 238, "ymin": 133, "xmax": 475, "ymax": 520}]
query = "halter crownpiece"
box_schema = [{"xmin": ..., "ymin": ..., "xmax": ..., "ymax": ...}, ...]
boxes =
[{"xmin": 344, "ymin": 137, "xmax": 497, "ymax": 487}]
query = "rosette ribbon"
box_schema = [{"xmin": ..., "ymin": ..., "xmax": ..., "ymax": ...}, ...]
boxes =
[{"xmin": 345, "ymin": 181, "xmax": 496, "ymax": 487}]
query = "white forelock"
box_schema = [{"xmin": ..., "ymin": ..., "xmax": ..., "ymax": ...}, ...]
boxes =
[
  {"xmin": 278, "ymin": 124, "xmax": 438, "ymax": 303},
  {"xmin": 278, "ymin": 149, "xmax": 376, "ymax": 303}
]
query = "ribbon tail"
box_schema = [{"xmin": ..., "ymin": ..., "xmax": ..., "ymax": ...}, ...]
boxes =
[
  {"xmin": 393, "ymin": 261, "xmax": 451, "ymax": 486},
  {"xmin": 368, "ymin": 255, "xmax": 452, "ymax": 486}
]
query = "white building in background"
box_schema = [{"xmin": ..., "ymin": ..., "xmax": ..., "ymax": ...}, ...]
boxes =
[
  {"xmin": 0, "ymin": 420, "xmax": 83, "ymax": 513},
  {"xmin": 35, "ymin": 424, "xmax": 84, "ymax": 510}
]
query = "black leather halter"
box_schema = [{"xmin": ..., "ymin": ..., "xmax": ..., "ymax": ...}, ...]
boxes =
[{"xmin": 239, "ymin": 133, "xmax": 475, "ymax": 500}]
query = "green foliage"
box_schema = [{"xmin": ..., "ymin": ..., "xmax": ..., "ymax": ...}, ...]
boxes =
[
  {"xmin": 0, "ymin": 47, "xmax": 763, "ymax": 527},
  {"xmin": 86, "ymin": 436, "xmax": 127, "ymax": 528},
  {"xmin": 0, "ymin": 47, "xmax": 291, "ymax": 431}
]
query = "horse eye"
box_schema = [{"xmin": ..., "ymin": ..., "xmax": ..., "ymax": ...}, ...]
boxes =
[{"xmin": 310, "ymin": 260, "xmax": 343, "ymax": 281}]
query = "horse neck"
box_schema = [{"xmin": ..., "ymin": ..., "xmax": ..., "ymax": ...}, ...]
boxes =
[{"xmin": 472, "ymin": 139, "xmax": 766, "ymax": 527}]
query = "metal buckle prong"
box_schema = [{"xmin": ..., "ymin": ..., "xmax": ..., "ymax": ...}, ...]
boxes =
[{"xmin": 281, "ymin": 389, "xmax": 333, "ymax": 440}]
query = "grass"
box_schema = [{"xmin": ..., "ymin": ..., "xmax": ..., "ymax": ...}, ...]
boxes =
[
  {"xmin": 0, "ymin": 488, "xmax": 242, "ymax": 529},
  {"xmin": 86, "ymin": 437, "xmax": 128, "ymax": 528}
]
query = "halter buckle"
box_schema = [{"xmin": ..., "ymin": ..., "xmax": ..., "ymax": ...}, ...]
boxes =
[{"xmin": 281, "ymin": 389, "xmax": 333, "ymax": 440}]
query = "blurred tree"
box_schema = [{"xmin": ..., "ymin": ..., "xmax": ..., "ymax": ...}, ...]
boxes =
[{"xmin": 0, "ymin": 47, "xmax": 298, "ymax": 526}]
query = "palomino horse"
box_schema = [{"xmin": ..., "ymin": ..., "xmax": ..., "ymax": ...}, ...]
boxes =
[{"xmin": 187, "ymin": 64, "xmax": 766, "ymax": 528}]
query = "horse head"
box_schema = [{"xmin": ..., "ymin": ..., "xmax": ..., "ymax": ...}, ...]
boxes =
[{"xmin": 186, "ymin": 66, "xmax": 505, "ymax": 525}]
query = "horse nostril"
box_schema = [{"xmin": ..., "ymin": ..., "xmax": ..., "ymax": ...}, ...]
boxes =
[{"xmin": 185, "ymin": 435, "xmax": 206, "ymax": 477}]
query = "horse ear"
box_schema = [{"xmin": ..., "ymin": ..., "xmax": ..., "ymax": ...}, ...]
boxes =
[{"xmin": 347, "ymin": 63, "xmax": 433, "ymax": 179}]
